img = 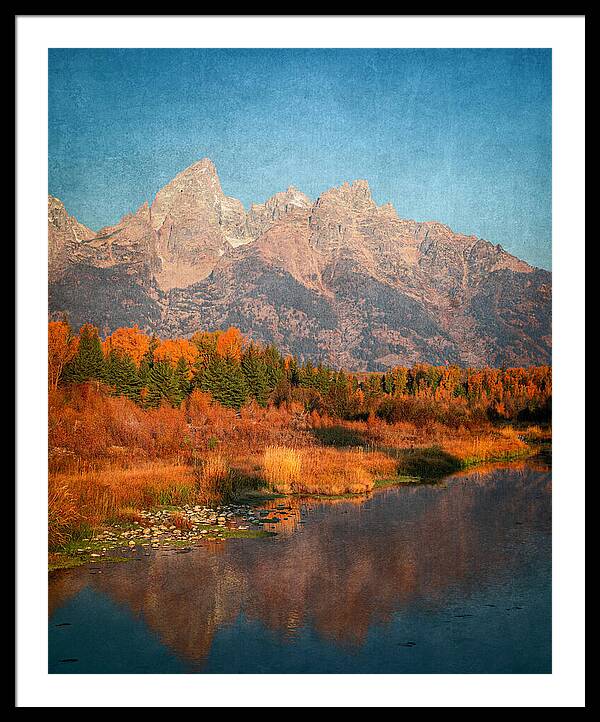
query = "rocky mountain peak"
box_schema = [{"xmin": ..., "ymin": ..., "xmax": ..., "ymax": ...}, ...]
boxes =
[
  {"xmin": 316, "ymin": 179, "xmax": 376, "ymax": 212},
  {"xmin": 265, "ymin": 186, "xmax": 311, "ymax": 215},
  {"xmin": 245, "ymin": 186, "xmax": 312, "ymax": 240},
  {"xmin": 48, "ymin": 195, "xmax": 95, "ymax": 282},
  {"xmin": 150, "ymin": 158, "xmax": 223, "ymax": 228},
  {"xmin": 188, "ymin": 156, "xmax": 218, "ymax": 172}
]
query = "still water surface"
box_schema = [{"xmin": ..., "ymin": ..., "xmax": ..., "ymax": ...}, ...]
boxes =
[{"xmin": 49, "ymin": 461, "xmax": 551, "ymax": 673}]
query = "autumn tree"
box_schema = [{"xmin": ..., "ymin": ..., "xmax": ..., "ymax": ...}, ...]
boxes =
[
  {"xmin": 154, "ymin": 338, "xmax": 198, "ymax": 368},
  {"xmin": 382, "ymin": 371, "xmax": 394, "ymax": 395},
  {"xmin": 48, "ymin": 321, "xmax": 79, "ymax": 390},
  {"xmin": 215, "ymin": 326, "xmax": 245, "ymax": 361},
  {"xmin": 102, "ymin": 325, "xmax": 150, "ymax": 368},
  {"xmin": 49, "ymin": 321, "xmax": 552, "ymax": 423},
  {"xmin": 391, "ymin": 367, "xmax": 409, "ymax": 396},
  {"xmin": 284, "ymin": 355, "xmax": 301, "ymax": 386}
]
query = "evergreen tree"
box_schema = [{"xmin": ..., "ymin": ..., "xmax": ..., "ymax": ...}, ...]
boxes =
[
  {"xmin": 191, "ymin": 339, "xmax": 217, "ymax": 389},
  {"xmin": 175, "ymin": 356, "xmax": 192, "ymax": 398},
  {"xmin": 325, "ymin": 370, "xmax": 352, "ymax": 418},
  {"xmin": 241, "ymin": 346, "xmax": 270, "ymax": 406},
  {"xmin": 262, "ymin": 345, "xmax": 284, "ymax": 392},
  {"xmin": 314, "ymin": 363, "xmax": 332, "ymax": 394},
  {"xmin": 103, "ymin": 349, "xmax": 121, "ymax": 387},
  {"xmin": 201, "ymin": 356, "xmax": 249, "ymax": 409},
  {"xmin": 104, "ymin": 350, "xmax": 143, "ymax": 402},
  {"xmin": 63, "ymin": 323, "xmax": 105, "ymax": 383},
  {"xmin": 139, "ymin": 335, "xmax": 159, "ymax": 384},
  {"xmin": 286, "ymin": 357, "xmax": 301, "ymax": 386},
  {"xmin": 365, "ymin": 374, "xmax": 382, "ymax": 397},
  {"xmin": 336, "ymin": 369, "xmax": 349, "ymax": 390},
  {"xmin": 145, "ymin": 360, "xmax": 182, "ymax": 408},
  {"xmin": 299, "ymin": 360, "xmax": 315, "ymax": 388}
]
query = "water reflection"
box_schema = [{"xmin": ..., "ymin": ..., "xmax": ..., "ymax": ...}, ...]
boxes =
[{"xmin": 49, "ymin": 461, "xmax": 551, "ymax": 673}]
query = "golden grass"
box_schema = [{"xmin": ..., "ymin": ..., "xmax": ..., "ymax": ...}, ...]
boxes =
[
  {"xmin": 263, "ymin": 446, "xmax": 302, "ymax": 493},
  {"xmin": 48, "ymin": 461, "xmax": 197, "ymax": 549},
  {"xmin": 520, "ymin": 424, "xmax": 552, "ymax": 443},
  {"xmin": 110, "ymin": 506, "xmax": 145, "ymax": 525},
  {"xmin": 439, "ymin": 426, "xmax": 528, "ymax": 466},
  {"xmin": 194, "ymin": 452, "xmax": 232, "ymax": 505},
  {"xmin": 261, "ymin": 445, "xmax": 398, "ymax": 496},
  {"xmin": 48, "ymin": 406, "xmax": 547, "ymax": 550},
  {"xmin": 48, "ymin": 481, "xmax": 80, "ymax": 549},
  {"xmin": 169, "ymin": 511, "xmax": 194, "ymax": 530}
]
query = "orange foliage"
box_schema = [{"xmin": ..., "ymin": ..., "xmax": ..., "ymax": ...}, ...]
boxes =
[
  {"xmin": 153, "ymin": 338, "xmax": 199, "ymax": 371},
  {"xmin": 48, "ymin": 321, "xmax": 78, "ymax": 390},
  {"xmin": 102, "ymin": 325, "xmax": 150, "ymax": 366},
  {"xmin": 48, "ymin": 478, "xmax": 80, "ymax": 548},
  {"xmin": 194, "ymin": 452, "xmax": 232, "ymax": 505},
  {"xmin": 47, "ymin": 321, "xmax": 551, "ymax": 549},
  {"xmin": 186, "ymin": 389, "xmax": 238, "ymax": 432},
  {"xmin": 215, "ymin": 326, "xmax": 245, "ymax": 361},
  {"xmin": 48, "ymin": 381, "xmax": 547, "ymax": 547},
  {"xmin": 49, "ymin": 384, "xmax": 190, "ymax": 466}
]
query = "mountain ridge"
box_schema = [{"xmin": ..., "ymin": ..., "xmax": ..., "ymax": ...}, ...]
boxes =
[{"xmin": 48, "ymin": 158, "xmax": 551, "ymax": 370}]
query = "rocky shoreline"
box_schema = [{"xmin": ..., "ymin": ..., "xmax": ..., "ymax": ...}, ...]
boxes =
[{"xmin": 49, "ymin": 503, "xmax": 295, "ymax": 570}]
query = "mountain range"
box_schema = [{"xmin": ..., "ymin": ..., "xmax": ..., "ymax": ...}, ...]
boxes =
[{"xmin": 48, "ymin": 158, "xmax": 551, "ymax": 370}]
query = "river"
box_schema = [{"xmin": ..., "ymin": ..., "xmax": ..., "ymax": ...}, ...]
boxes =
[{"xmin": 49, "ymin": 459, "xmax": 551, "ymax": 673}]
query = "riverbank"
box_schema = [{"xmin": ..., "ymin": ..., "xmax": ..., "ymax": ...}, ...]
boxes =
[
  {"xmin": 49, "ymin": 503, "xmax": 277, "ymax": 571},
  {"xmin": 49, "ymin": 427, "xmax": 550, "ymax": 571}
]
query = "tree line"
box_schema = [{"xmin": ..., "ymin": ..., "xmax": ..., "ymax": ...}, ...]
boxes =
[{"xmin": 48, "ymin": 321, "xmax": 552, "ymax": 422}]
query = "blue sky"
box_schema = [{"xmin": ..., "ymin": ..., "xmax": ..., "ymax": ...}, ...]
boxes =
[{"xmin": 49, "ymin": 48, "xmax": 551, "ymax": 269}]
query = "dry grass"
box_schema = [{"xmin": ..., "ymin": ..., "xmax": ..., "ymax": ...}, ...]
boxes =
[
  {"xmin": 299, "ymin": 447, "xmax": 374, "ymax": 495},
  {"xmin": 48, "ymin": 423, "xmax": 535, "ymax": 548},
  {"xmin": 263, "ymin": 446, "xmax": 302, "ymax": 493},
  {"xmin": 261, "ymin": 445, "xmax": 397, "ymax": 496},
  {"xmin": 439, "ymin": 426, "xmax": 528, "ymax": 466},
  {"xmin": 48, "ymin": 462, "xmax": 197, "ymax": 548},
  {"xmin": 169, "ymin": 511, "xmax": 194, "ymax": 530},
  {"xmin": 110, "ymin": 506, "xmax": 145, "ymax": 525},
  {"xmin": 520, "ymin": 424, "xmax": 552, "ymax": 443},
  {"xmin": 48, "ymin": 481, "xmax": 80, "ymax": 549},
  {"xmin": 48, "ymin": 382, "xmax": 548, "ymax": 549},
  {"xmin": 310, "ymin": 417, "xmax": 532, "ymax": 468},
  {"xmin": 194, "ymin": 453, "xmax": 232, "ymax": 505}
]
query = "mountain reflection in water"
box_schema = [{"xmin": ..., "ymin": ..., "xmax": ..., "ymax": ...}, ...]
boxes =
[{"xmin": 49, "ymin": 461, "xmax": 551, "ymax": 673}]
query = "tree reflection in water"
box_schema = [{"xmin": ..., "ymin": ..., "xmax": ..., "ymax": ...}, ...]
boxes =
[{"xmin": 49, "ymin": 461, "xmax": 551, "ymax": 672}]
